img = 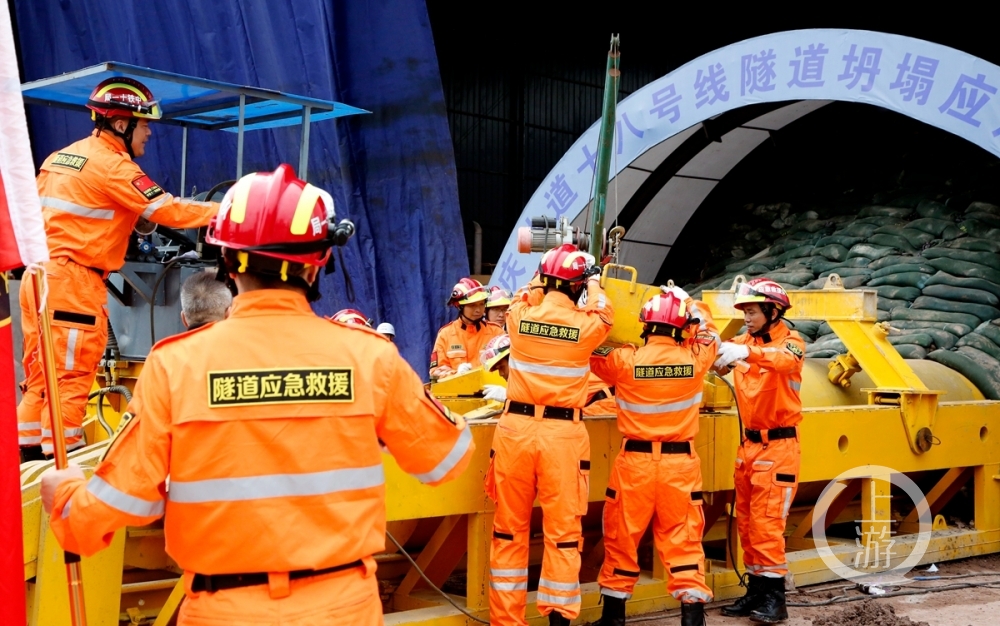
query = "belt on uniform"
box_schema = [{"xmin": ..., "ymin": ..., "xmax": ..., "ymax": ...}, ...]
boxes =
[
  {"xmin": 623, "ymin": 440, "xmax": 691, "ymax": 454},
  {"xmin": 506, "ymin": 400, "xmax": 580, "ymax": 421},
  {"xmin": 191, "ymin": 559, "xmax": 364, "ymax": 593},
  {"xmin": 744, "ymin": 426, "xmax": 797, "ymax": 444},
  {"xmin": 586, "ymin": 386, "xmax": 615, "ymax": 405}
]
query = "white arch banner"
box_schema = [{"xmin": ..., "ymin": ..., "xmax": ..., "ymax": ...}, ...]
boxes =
[{"xmin": 491, "ymin": 28, "xmax": 1000, "ymax": 292}]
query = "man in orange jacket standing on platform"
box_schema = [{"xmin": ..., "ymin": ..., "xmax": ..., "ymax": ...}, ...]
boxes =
[
  {"xmin": 430, "ymin": 277, "xmax": 503, "ymax": 379},
  {"xmin": 590, "ymin": 286, "xmax": 719, "ymax": 626},
  {"xmin": 715, "ymin": 278, "xmax": 804, "ymax": 624},
  {"xmin": 18, "ymin": 77, "xmax": 219, "ymax": 462},
  {"xmin": 41, "ymin": 165, "xmax": 474, "ymax": 625},
  {"xmin": 487, "ymin": 243, "xmax": 613, "ymax": 626}
]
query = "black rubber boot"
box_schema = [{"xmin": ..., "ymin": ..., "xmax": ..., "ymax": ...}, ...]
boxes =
[
  {"xmin": 681, "ymin": 602, "xmax": 706, "ymax": 626},
  {"xmin": 721, "ymin": 573, "xmax": 763, "ymax": 617},
  {"xmin": 599, "ymin": 594, "xmax": 626, "ymax": 626},
  {"xmin": 19, "ymin": 445, "xmax": 46, "ymax": 464},
  {"xmin": 548, "ymin": 612, "xmax": 570, "ymax": 626},
  {"xmin": 749, "ymin": 576, "xmax": 788, "ymax": 624}
]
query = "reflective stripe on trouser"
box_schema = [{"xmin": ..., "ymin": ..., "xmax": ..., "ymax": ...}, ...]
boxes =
[
  {"xmin": 735, "ymin": 436, "xmax": 801, "ymax": 578},
  {"xmin": 17, "ymin": 259, "xmax": 107, "ymax": 455},
  {"xmin": 178, "ymin": 562, "xmax": 381, "ymax": 625},
  {"xmin": 487, "ymin": 412, "xmax": 589, "ymax": 625},
  {"xmin": 599, "ymin": 447, "xmax": 712, "ymax": 603}
]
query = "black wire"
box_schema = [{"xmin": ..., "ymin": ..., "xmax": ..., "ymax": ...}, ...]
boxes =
[
  {"xmin": 150, "ymin": 256, "xmax": 184, "ymax": 346},
  {"xmin": 713, "ymin": 371, "xmax": 745, "ymax": 582},
  {"xmin": 338, "ymin": 247, "xmax": 355, "ymax": 303}
]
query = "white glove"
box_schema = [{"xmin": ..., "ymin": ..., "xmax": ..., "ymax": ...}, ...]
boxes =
[
  {"xmin": 483, "ymin": 384, "xmax": 507, "ymax": 402},
  {"xmin": 713, "ymin": 342, "xmax": 749, "ymax": 369},
  {"xmin": 581, "ymin": 252, "xmax": 596, "ymax": 268},
  {"xmin": 456, "ymin": 363, "xmax": 474, "ymax": 375},
  {"xmin": 660, "ymin": 285, "xmax": 690, "ymax": 301}
]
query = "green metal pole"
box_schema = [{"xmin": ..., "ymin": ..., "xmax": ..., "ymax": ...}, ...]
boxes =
[{"xmin": 589, "ymin": 34, "xmax": 621, "ymax": 259}]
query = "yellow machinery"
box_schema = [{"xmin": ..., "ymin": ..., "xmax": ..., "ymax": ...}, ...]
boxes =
[{"xmin": 20, "ymin": 268, "xmax": 1000, "ymax": 624}]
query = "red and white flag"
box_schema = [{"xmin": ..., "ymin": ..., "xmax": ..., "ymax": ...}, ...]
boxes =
[{"xmin": 1, "ymin": 2, "xmax": 47, "ymax": 623}]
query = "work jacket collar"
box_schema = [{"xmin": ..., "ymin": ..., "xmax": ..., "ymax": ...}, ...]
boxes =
[
  {"xmin": 645, "ymin": 335, "xmax": 682, "ymax": 348},
  {"xmin": 750, "ymin": 320, "xmax": 790, "ymax": 345},
  {"xmin": 229, "ymin": 289, "xmax": 314, "ymax": 317},
  {"xmin": 542, "ymin": 289, "xmax": 576, "ymax": 308},
  {"xmin": 92, "ymin": 129, "xmax": 129, "ymax": 155}
]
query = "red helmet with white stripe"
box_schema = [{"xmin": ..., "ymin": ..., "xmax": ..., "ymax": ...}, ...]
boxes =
[
  {"xmin": 538, "ymin": 243, "xmax": 588, "ymax": 283},
  {"xmin": 332, "ymin": 309, "xmax": 371, "ymax": 327},
  {"xmin": 734, "ymin": 278, "xmax": 792, "ymax": 311},
  {"xmin": 639, "ymin": 292, "xmax": 689, "ymax": 329}
]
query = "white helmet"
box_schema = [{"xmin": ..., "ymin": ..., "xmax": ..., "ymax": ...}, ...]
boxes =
[{"xmin": 376, "ymin": 322, "xmax": 396, "ymax": 337}]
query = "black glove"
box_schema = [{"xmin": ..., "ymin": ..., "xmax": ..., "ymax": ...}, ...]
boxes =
[{"xmin": 584, "ymin": 265, "xmax": 602, "ymax": 280}]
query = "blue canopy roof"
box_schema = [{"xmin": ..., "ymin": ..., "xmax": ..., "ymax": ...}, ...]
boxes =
[{"xmin": 21, "ymin": 61, "xmax": 368, "ymax": 132}]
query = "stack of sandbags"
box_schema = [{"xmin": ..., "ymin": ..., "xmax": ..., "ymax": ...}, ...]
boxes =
[{"xmin": 928, "ymin": 319, "xmax": 1000, "ymax": 399}]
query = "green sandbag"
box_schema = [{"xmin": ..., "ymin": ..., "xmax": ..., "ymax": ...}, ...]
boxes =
[
  {"xmin": 867, "ymin": 273, "xmax": 931, "ymax": 289},
  {"xmin": 911, "ymin": 296, "xmax": 1000, "ymax": 323},
  {"xmin": 891, "ymin": 327, "xmax": 956, "ymax": 350},
  {"xmin": 849, "ymin": 243, "xmax": 897, "ymax": 260},
  {"xmin": 742, "ymin": 263, "xmax": 774, "ymax": 275},
  {"xmin": 878, "ymin": 297, "xmax": 909, "ymax": 312},
  {"xmin": 888, "ymin": 333, "xmax": 935, "ymax": 348},
  {"xmin": 941, "ymin": 225, "xmax": 964, "ymax": 240},
  {"xmin": 965, "ymin": 212, "xmax": 1000, "ymax": 228},
  {"xmin": 787, "ymin": 320, "xmax": 822, "ymax": 338},
  {"xmin": 814, "ymin": 243, "xmax": 850, "ymax": 262},
  {"xmin": 925, "ymin": 257, "xmax": 1000, "ymax": 285},
  {"xmin": 784, "ymin": 256, "xmax": 827, "ymax": 270},
  {"xmin": 817, "ymin": 322, "xmax": 832, "ymax": 337},
  {"xmin": 921, "ymin": 284, "xmax": 999, "ymax": 307},
  {"xmin": 878, "ymin": 309, "xmax": 891, "ymax": 322},
  {"xmin": 945, "ymin": 237, "xmax": 1000, "ymax": 254},
  {"xmin": 766, "ymin": 271, "xmax": 815, "ymax": 286},
  {"xmin": 885, "ymin": 320, "xmax": 971, "ymax": 339},
  {"xmin": 890, "ymin": 307, "xmax": 982, "ymax": 329},
  {"xmin": 842, "ymin": 275, "xmax": 869, "ymax": 289},
  {"xmin": 923, "ymin": 247, "xmax": 1000, "ymax": 271},
  {"xmin": 923, "ymin": 271, "xmax": 1000, "ymax": 300},
  {"xmin": 794, "ymin": 219, "xmax": 833, "ymax": 233},
  {"xmin": 876, "ymin": 285, "xmax": 921, "ymax": 301},
  {"xmin": 894, "ymin": 344, "xmax": 927, "ymax": 360},
  {"xmin": 957, "ymin": 332, "xmax": 1000, "ymax": 360},
  {"xmin": 967, "ymin": 201, "xmax": 1000, "ymax": 216},
  {"xmin": 775, "ymin": 244, "xmax": 816, "ymax": 264},
  {"xmin": 816, "ymin": 235, "xmax": 864, "ymax": 248},
  {"xmin": 810, "ymin": 349, "xmax": 843, "ymax": 359},
  {"xmin": 974, "ymin": 322, "xmax": 1000, "ymax": 348},
  {"xmin": 870, "ymin": 264, "xmax": 935, "ymax": 279},
  {"xmin": 725, "ymin": 258, "xmax": 758, "ymax": 272},
  {"xmin": 859, "ymin": 205, "xmax": 913, "ymax": 219},
  {"xmin": 868, "ymin": 233, "xmax": 917, "ymax": 252},
  {"xmin": 807, "ymin": 338, "xmax": 845, "ymax": 354},
  {"xmin": 916, "ymin": 200, "xmax": 956, "ymax": 220},
  {"xmin": 802, "ymin": 277, "xmax": 826, "ymax": 290},
  {"xmin": 856, "ymin": 216, "xmax": 909, "ymax": 227},
  {"xmin": 906, "ymin": 218, "xmax": 955, "ymax": 236},
  {"xmin": 841, "ymin": 223, "xmax": 878, "ymax": 238},
  {"xmin": 900, "ymin": 228, "xmax": 936, "ymax": 248},
  {"xmin": 819, "ymin": 267, "xmax": 873, "ymax": 278},
  {"xmin": 958, "ymin": 219, "xmax": 993, "ymax": 236},
  {"xmin": 869, "ymin": 255, "xmax": 929, "ymax": 271},
  {"xmin": 927, "ymin": 349, "xmax": 1000, "ymax": 400}
]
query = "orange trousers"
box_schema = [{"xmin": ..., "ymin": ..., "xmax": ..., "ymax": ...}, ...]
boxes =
[
  {"xmin": 17, "ymin": 258, "xmax": 107, "ymax": 455},
  {"xmin": 734, "ymin": 435, "xmax": 800, "ymax": 578},
  {"xmin": 599, "ymin": 444, "xmax": 712, "ymax": 603},
  {"xmin": 179, "ymin": 567, "xmax": 382, "ymax": 625},
  {"xmin": 486, "ymin": 412, "xmax": 590, "ymax": 625}
]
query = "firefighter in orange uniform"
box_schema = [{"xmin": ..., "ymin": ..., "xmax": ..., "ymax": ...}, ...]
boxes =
[
  {"xmin": 716, "ymin": 278, "xmax": 804, "ymax": 624},
  {"xmin": 487, "ymin": 244, "xmax": 613, "ymax": 626},
  {"xmin": 486, "ymin": 286, "xmax": 513, "ymax": 327},
  {"xmin": 41, "ymin": 165, "xmax": 474, "ymax": 625},
  {"xmin": 590, "ymin": 287, "xmax": 718, "ymax": 626},
  {"xmin": 18, "ymin": 77, "xmax": 219, "ymax": 462},
  {"xmin": 429, "ymin": 277, "xmax": 503, "ymax": 379}
]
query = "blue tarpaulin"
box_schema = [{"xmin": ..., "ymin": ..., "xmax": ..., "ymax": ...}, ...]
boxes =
[{"xmin": 12, "ymin": 0, "xmax": 468, "ymax": 377}]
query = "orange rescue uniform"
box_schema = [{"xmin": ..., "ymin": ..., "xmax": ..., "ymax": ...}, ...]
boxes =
[
  {"xmin": 429, "ymin": 317, "xmax": 503, "ymax": 378},
  {"xmin": 730, "ymin": 322, "xmax": 805, "ymax": 579},
  {"xmin": 582, "ymin": 372, "xmax": 616, "ymax": 417},
  {"xmin": 18, "ymin": 130, "xmax": 218, "ymax": 454},
  {"xmin": 590, "ymin": 298, "xmax": 718, "ymax": 604},
  {"xmin": 486, "ymin": 277, "xmax": 613, "ymax": 625},
  {"xmin": 50, "ymin": 289, "xmax": 475, "ymax": 624}
]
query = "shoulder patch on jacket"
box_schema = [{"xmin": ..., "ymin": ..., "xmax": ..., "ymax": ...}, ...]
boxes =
[
  {"xmin": 786, "ymin": 341, "xmax": 804, "ymax": 358},
  {"xmin": 51, "ymin": 152, "xmax": 88, "ymax": 171},
  {"xmin": 592, "ymin": 345, "xmax": 615, "ymax": 357},
  {"xmin": 430, "ymin": 351, "xmax": 438, "ymax": 369},
  {"xmin": 132, "ymin": 175, "xmax": 165, "ymax": 200}
]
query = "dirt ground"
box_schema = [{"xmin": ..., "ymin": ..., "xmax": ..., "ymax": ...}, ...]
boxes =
[{"xmin": 628, "ymin": 555, "xmax": 1000, "ymax": 626}]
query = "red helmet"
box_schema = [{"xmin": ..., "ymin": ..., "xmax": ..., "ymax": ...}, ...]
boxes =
[
  {"xmin": 486, "ymin": 286, "xmax": 512, "ymax": 309},
  {"xmin": 734, "ymin": 278, "xmax": 792, "ymax": 311},
  {"xmin": 205, "ymin": 164, "xmax": 338, "ymax": 267},
  {"xmin": 539, "ymin": 243, "xmax": 588, "ymax": 283},
  {"xmin": 448, "ymin": 277, "xmax": 488, "ymax": 307},
  {"xmin": 87, "ymin": 77, "xmax": 161, "ymax": 120},
  {"xmin": 479, "ymin": 334, "xmax": 511, "ymax": 372},
  {"xmin": 639, "ymin": 292, "xmax": 690, "ymax": 329},
  {"xmin": 332, "ymin": 309, "xmax": 371, "ymax": 327}
]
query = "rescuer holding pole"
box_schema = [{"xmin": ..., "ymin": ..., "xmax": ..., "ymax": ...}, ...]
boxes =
[
  {"xmin": 486, "ymin": 243, "xmax": 613, "ymax": 626},
  {"xmin": 715, "ymin": 278, "xmax": 804, "ymax": 624},
  {"xmin": 17, "ymin": 77, "xmax": 219, "ymax": 462},
  {"xmin": 590, "ymin": 286, "xmax": 719, "ymax": 626},
  {"xmin": 40, "ymin": 165, "xmax": 474, "ymax": 625},
  {"xmin": 430, "ymin": 277, "xmax": 503, "ymax": 379}
]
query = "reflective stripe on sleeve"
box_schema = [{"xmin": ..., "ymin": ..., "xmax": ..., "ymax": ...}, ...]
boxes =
[
  {"xmin": 508, "ymin": 357, "xmax": 588, "ymax": 378},
  {"xmin": 413, "ymin": 425, "xmax": 472, "ymax": 484},
  {"xmin": 88, "ymin": 475, "xmax": 165, "ymax": 517},
  {"xmin": 616, "ymin": 393, "xmax": 703, "ymax": 414},
  {"xmin": 140, "ymin": 195, "xmax": 170, "ymax": 219},
  {"xmin": 168, "ymin": 464, "xmax": 385, "ymax": 503},
  {"xmin": 40, "ymin": 197, "xmax": 116, "ymax": 220},
  {"xmin": 596, "ymin": 294, "xmax": 606, "ymax": 310}
]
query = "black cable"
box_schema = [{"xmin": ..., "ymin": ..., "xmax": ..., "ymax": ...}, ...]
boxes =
[
  {"xmin": 88, "ymin": 386, "xmax": 133, "ymax": 437},
  {"xmin": 149, "ymin": 256, "xmax": 184, "ymax": 346},
  {"xmin": 201, "ymin": 179, "xmax": 237, "ymax": 203},
  {"xmin": 337, "ymin": 247, "xmax": 355, "ymax": 303},
  {"xmin": 712, "ymin": 371, "xmax": 745, "ymax": 584}
]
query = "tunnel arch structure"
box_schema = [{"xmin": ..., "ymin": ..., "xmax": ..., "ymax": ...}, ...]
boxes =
[{"xmin": 490, "ymin": 28, "xmax": 1000, "ymax": 291}]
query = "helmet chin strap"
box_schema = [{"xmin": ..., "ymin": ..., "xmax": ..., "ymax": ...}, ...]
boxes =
[
  {"xmin": 459, "ymin": 310, "xmax": 483, "ymax": 330},
  {"xmin": 100, "ymin": 117, "xmax": 138, "ymax": 158}
]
